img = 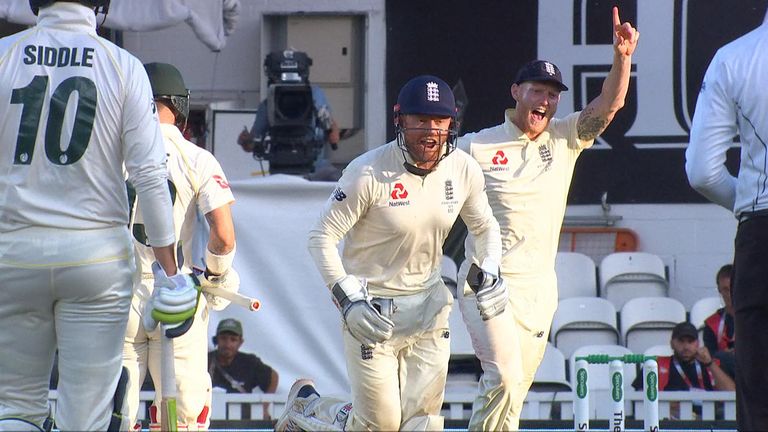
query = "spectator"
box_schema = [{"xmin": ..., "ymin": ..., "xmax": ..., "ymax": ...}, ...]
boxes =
[
  {"xmin": 208, "ymin": 319, "xmax": 278, "ymax": 394},
  {"xmin": 633, "ymin": 322, "xmax": 734, "ymax": 392},
  {"xmin": 237, "ymin": 49, "xmax": 341, "ymax": 180},
  {"xmin": 702, "ymin": 264, "xmax": 735, "ymax": 380}
]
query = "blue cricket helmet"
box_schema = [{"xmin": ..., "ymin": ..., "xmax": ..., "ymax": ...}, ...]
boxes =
[
  {"xmin": 394, "ymin": 75, "xmax": 457, "ymax": 118},
  {"xmin": 393, "ymin": 75, "xmax": 459, "ymax": 176}
]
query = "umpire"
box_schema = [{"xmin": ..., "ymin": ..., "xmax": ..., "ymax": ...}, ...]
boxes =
[{"xmin": 686, "ymin": 14, "xmax": 768, "ymax": 430}]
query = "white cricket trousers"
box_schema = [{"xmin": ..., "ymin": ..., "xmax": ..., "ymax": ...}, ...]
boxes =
[
  {"xmin": 457, "ymin": 267, "xmax": 558, "ymax": 432},
  {"xmin": 0, "ymin": 226, "xmax": 135, "ymax": 431},
  {"xmin": 123, "ymin": 279, "xmax": 212, "ymax": 430},
  {"xmin": 295, "ymin": 282, "xmax": 453, "ymax": 431}
]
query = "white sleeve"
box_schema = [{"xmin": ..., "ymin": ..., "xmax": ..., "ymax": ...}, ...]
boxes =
[
  {"xmin": 686, "ymin": 51, "xmax": 739, "ymax": 211},
  {"xmin": 307, "ymin": 166, "xmax": 371, "ymax": 288},
  {"xmin": 122, "ymin": 58, "xmax": 175, "ymax": 247},
  {"xmin": 459, "ymin": 160, "xmax": 502, "ymax": 266}
]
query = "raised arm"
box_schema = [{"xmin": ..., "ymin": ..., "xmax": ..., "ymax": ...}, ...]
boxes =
[{"xmin": 577, "ymin": 6, "xmax": 640, "ymax": 141}]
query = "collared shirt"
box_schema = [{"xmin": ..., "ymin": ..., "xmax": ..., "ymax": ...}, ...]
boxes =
[
  {"xmin": 458, "ymin": 109, "xmax": 593, "ymax": 278},
  {"xmin": 686, "ymin": 21, "xmax": 768, "ymax": 218},
  {"xmin": 308, "ymin": 141, "xmax": 501, "ymax": 297},
  {"xmin": 132, "ymin": 123, "xmax": 234, "ymax": 275},
  {"xmin": 0, "ymin": 2, "xmax": 173, "ymax": 248}
]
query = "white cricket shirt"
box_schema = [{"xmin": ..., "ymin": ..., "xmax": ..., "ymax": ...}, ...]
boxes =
[
  {"xmin": 132, "ymin": 124, "xmax": 234, "ymax": 274},
  {"xmin": 0, "ymin": 3, "xmax": 173, "ymax": 248},
  {"xmin": 687, "ymin": 20, "xmax": 768, "ymax": 217},
  {"xmin": 459, "ymin": 109, "xmax": 593, "ymax": 277},
  {"xmin": 308, "ymin": 140, "xmax": 501, "ymax": 297}
]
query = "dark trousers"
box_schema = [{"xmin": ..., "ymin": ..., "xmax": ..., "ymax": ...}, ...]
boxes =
[{"xmin": 733, "ymin": 216, "xmax": 768, "ymax": 431}]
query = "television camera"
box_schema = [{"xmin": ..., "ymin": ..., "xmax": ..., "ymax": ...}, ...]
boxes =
[{"xmin": 252, "ymin": 49, "xmax": 334, "ymax": 175}]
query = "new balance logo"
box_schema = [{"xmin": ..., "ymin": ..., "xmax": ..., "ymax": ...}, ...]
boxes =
[{"xmin": 333, "ymin": 187, "xmax": 347, "ymax": 201}]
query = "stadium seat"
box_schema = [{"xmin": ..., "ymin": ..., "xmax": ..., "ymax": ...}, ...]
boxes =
[
  {"xmin": 643, "ymin": 344, "xmax": 673, "ymax": 357},
  {"xmin": 599, "ymin": 252, "xmax": 668, "ymax": 310},
  {"xmin": 441, "ymin": 255, "xmax": 459, "ymax": 297},
  {"xmin": 447, "ymin": 303, "xmax": 479, "ymax": 387},
  {"xmin": 569, "ymin": 344, "xmax": 636, "ymax": 420},
  {"xmin": 551, "ymin": 297, "xmax": 620, "ymax": 359},
  {"xmin": 448, "ymin": 304, "xmax": 473, "ymax": 359},
  {"xmin": 620, "ymin": 297, "xmax": 686, "ymax": 353},
  {"xmin": 689, "ymin": 296, "xmax": 723, "ymax": 332},
  {"xmin": 531, "ymin": 343, "xmax": 571, "ymax": 392},
  {"xmin": 555, "ymin": 252, "xmax": 598, "ymax": 299}
]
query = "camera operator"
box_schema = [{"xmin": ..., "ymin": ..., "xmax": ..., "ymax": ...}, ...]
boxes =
[{"xmin": 237, "ymin": 49, "xmax": 341, "ymax": 180}]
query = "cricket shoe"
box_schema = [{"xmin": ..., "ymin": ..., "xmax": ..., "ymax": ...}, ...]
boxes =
[{"xmin": 274, "ymin": 378, "xmax": 320, "ymax": 432}]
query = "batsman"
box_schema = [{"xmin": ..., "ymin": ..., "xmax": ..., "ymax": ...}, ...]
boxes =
[
  {"xmin": 122, "ymin": 63, "xmax": 239, "ymax": 431},
  {"xmin": 456, "ymin": 7, "xmax": 639, "ymax": 431}
]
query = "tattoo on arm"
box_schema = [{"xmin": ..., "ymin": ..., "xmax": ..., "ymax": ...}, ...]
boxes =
[{"xmin": 577, "ymin": 107, "xmax": 610, "ymax": 141}]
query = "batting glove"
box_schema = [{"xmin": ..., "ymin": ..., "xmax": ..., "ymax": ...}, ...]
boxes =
[
  {"xmin": 199, "ymin": 267, "xmax": 241, "ymax": 311},
  {"xmin": 142, "ymin": 262, "xmax": 201, "ymax": 337},
  {"xmin": 332, "ymin": 275, "xmax": 394, "ymax": 347},
  {"xmin": 467, "ymin": 258, "xmax": 508, "ymax": 321}
]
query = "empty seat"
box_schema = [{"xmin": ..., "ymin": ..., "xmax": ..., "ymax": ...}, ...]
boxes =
[
  {"xmin": 620, "ymin": 297, "xmax": 687, "ymax": 353},
  {"xmin": 531, "ymin": 343, "xmax": 571, "ymax": 392},
  {"xmin": 551, "ymin": 297, "xmax": 620, "ymax": 359},
  {"xmin": 555, "ymin": 252, "xmax": 598, "ymax": 299},
  {"xmin": 447, "ymin": 303, "xmax": 479, "ymax": 385},
  {"xmin": 569, "ymin": 344, "xmax": 636, "ymax": 420},
  {"xmin": 689, "ymin": 296, "xmax": 723, "ymax": 331},
  {"xmin": 643, "ymin": 344, "xmax": 673, "ymax": 357},
  {"xmin": 599, "ymin": 252, "xmax": 668, "ymax": 310},
  {"xmin": 441, "ymin": 255, "xmax": 459, "ymax": 297}
]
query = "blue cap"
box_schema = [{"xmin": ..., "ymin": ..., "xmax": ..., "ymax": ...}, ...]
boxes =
[
  {"xmin": 514, "ymin": 60, "xmax": 568, "ymax": 92},
  {"xmin": 395, "ymin": 75, "xmax": 456, "ymax": 118}
]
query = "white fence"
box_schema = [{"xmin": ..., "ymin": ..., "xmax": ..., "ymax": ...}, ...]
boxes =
[{"xmin": 47, "ymin": 389, "xmax": 736, "ymax": 422}]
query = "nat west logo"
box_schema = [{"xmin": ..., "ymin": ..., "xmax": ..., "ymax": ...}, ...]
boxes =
[
  {"xmin": 212, "ymin": 175, "xmax": 229, "ymax": 189},
  {"xmin": 492, "ymin": 150, "xmax": 508, "ymax": 165},
  {"xmin": 537, "ymin": 0, "xmax": 748, "ymax": 151},
  {"xmin": 490, "ymin": 150, "xmax": 510, "ymax": 172},
  {"xmin": 389, "ymin": 182, "xmax": 410, "ymax": 207}
]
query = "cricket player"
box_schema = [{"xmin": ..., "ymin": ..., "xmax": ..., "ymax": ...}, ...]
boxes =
[
  {"xmin": 686, "ymin": 11, "xmax": 768, "ymax": 429},
  {"xmin": 457, "ymin": 7, "xmax": 639, "ymax": 430},
  {"xmin": 122, "ymin": 63, "xmax": 237, "ymax": 431},
  {"xmin": 276, "ymin": 75, "xmax": 504, "ymax": 431},
  {"xmin": 0, "ymin": 1, "xmax": 196, "ymax": 431}
]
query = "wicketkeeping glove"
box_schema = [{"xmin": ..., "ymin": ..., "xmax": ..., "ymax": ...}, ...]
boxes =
[
  {"xmin": 332, "ymin": 275, "xmax": 394, "ymax": 348},
  {"xmin": 467, "ymin": 258, "xmax": 508, "ymax": 321},
  {"xmin": 199, "ymin": 267, "xmax": 241, "ymax": 311},
  {"xmin": 142, "ymin": 262, "xmax": 201, "ymax": 338}
]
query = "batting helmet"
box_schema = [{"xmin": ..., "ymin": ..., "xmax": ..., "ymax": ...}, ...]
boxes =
[
  {"xmin": 144, "ymin": 62, "xmax": 190, "ymax": 128},
  {"xmin": 30, "ymin": 0, "xmax": 110, "ymax": 15},
  {"xmin": 393, "ymin": 75, "xmax": 459, "ymax": 174}
]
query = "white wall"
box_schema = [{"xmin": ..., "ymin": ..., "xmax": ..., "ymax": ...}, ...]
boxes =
[
  {"xmin": 566, "ymin": 203, "xmax": 737, "ymax": 310},
  {"xmin": 121, "ymin": 0, "xmax": 387, "ymax": 151}
]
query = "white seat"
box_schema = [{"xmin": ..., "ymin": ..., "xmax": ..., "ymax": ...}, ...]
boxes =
[
  {"xmin": 555, "ymin": 252, "xmax": 598, "ymax": 299},
  {"xmin": 551, "ymin": 297, "xmax": 619, "ymax": 359},
  {"xmin": 448, "ymin": 304, "xmax": 474, "ymax": 359},
  {"xmin": 689, "ymin": 296, "xmax": 723, "ymax": 331},
  {"xmin": 531, "ymin": 343, "xmax": 571, "ymax": 392},
  {"xmin": 643, "ymin": 344, "xmax": 673, "ymax": 357},
  {"xmin": 599, "ymin": 252, "xmax": 668, "ymax": 310},
  {"xmin": 569, "ymin": 344, "xmax": 636, "ymax": 420},
  {"xmin": 441, "ymin": 255, "xmax": 459, "ymax": 297},
  {"xmin": 620, "ymin": 297, "xmax": 687, "ymax": 353}
]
